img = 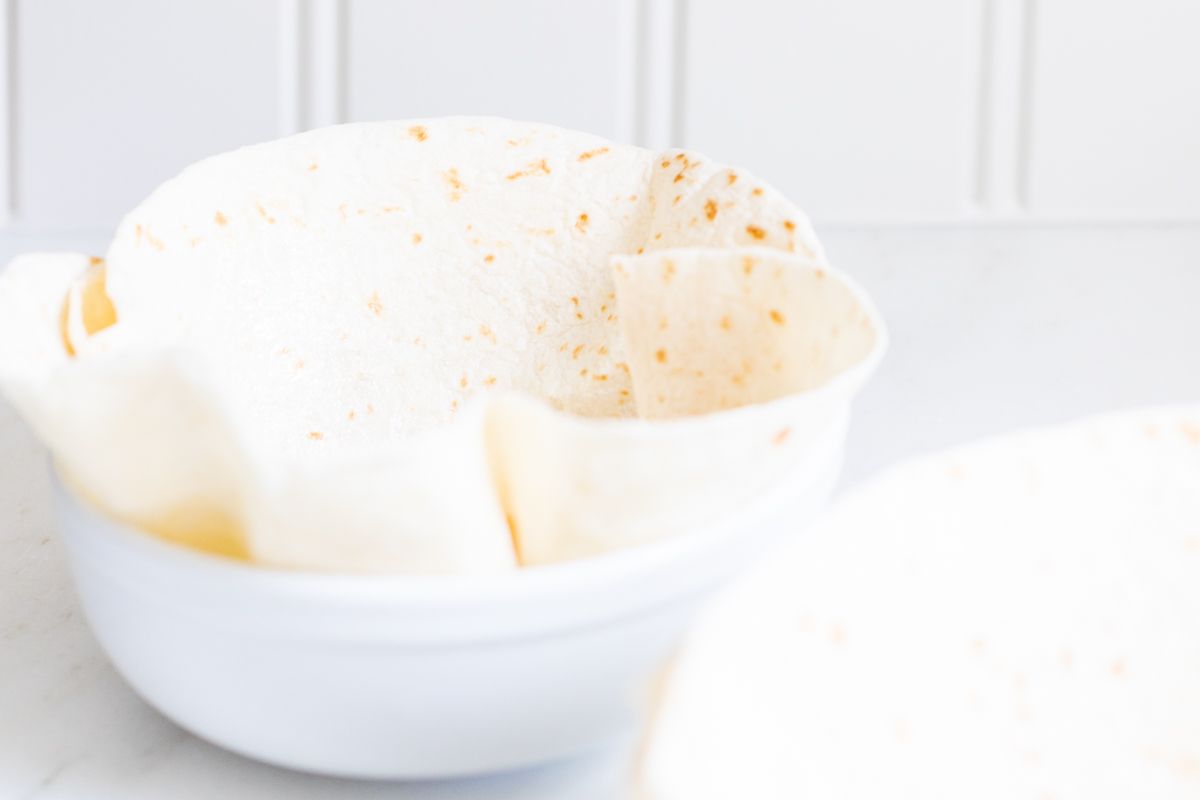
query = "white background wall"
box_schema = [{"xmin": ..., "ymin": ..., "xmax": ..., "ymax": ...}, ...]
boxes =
[{"xmin": 4, "ymin": 0, "xmax": 1198, "ymax": 233}]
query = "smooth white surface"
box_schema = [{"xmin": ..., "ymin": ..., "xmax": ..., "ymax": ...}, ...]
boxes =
[
  {"xmin": 346, "ymin": 0, "xmax": 622, "ymax": 139},
  {"xmin": 2, "ymin": 223, "xmax": 1200, "ymax": 796},
  {"xmin": 16, "ymin": 0, "xmax": 281, "ymax": 230},
  {"xmin": 1028, "ymin": 0, "xmax": 1200, "ymax": 216},
  {"xmin": 683, "ymin": 0, "xmax": 980, "ymax": 221},
  {"xmin": 8, "ymin": 1, "xmax": 1200, "ymax": 229}
]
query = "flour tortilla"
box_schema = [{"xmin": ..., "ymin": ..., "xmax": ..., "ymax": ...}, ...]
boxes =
[
  {"xmin": 489, "ymin": 248, "xmax": 882, "ymax": 565},
  {"xmin": 0, "ymin": 118, "xmax": 880, "ymax": 571},
  {"xmin": 640, "ymin": 408, "xmax": 1200, "ymax": 799}
]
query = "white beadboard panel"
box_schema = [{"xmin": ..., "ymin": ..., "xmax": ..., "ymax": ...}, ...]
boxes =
[
  {"xmin": 681, "ymin": 0, "xmax": 983, "ymax": 224},
  {"xmin": 16, "ymin": 0, "xmax": 280, "ymax": 231},
  {"xmin": 1026, "ymin": 0, "xmax": 1200, "ymax": 217},
  {"xmin": 345, "ymin": 0, "xmax": 622, "ymax": 139}
]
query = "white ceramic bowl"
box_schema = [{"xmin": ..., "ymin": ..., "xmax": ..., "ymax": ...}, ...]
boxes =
[{"xmin": 51, "ymin": 412, "xmax": 848, "ymax": 779}]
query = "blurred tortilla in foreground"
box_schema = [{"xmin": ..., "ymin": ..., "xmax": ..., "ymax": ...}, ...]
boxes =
[{"xmin": 639, "ymin": 407, "xmax": 1200, "ymax": 799}]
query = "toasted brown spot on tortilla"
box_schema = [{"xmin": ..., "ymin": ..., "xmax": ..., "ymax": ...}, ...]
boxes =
[
  {"xmin": 746, "ymin": 225, "xmax": 767, "ymax": 240},
  {"xmin": 506, "ymin": 159, "xmax": 551, "ymax": 180},
  {"xmin": 255, "ymin": 203, "xmax": 277, "ymax": 224},
  {"xmin": 366, "ymin": 291, "xmax": 383, "ymax": 316},
  {"xmin": 727, "ymin": 172, "xmax": 738, "ymax": 185},
  {"xmin": 620, "ymin": 388, "xmax": 631, "ymax": 397},
  {"xmin": 347, "ymin": 409, "xmax": 357, "ymax": 421},
  {"xmin": 815, "ymin": 268, "xmax": 826, "ymax": 279},
  {"xmin": 479, "ymin": 324, "xmax": 497, "ymax": 344},
  {"xmin": 484, "ymin": 375, "xmax": 497, "ymax": 386},
  {"xmin": 577, "ymin": 147, "xmax": 609, "ymax": 161},
  {"xmin": 654, "ymin": 232, "xmax": 663, "ymax": 241},
  {"xmin": 535, "ymin": 321, "xmax": 547, "ymax": 334},
  {"xmin": 719, "ymin": 315, "xmax": 732, "ymax": 331},
  {"xmin": 88, "ymin": 256, "xmax": 104, "ymax": 266},
  {"xmin": 672, "ymin": 195, "xmax": 682, "ymax": 206},
  {"xmin": 673, "ymin": 172, "xmax": 685, "ymax": 184},
  {"xmin": 442, "ymin": 168, "xmax": 466, "ymax": 201},
  {"xmin": 575, "ymin": 213, "xmax": 589, "ymax": 233},
  {"xmin": 572, "ymin": 344, "xmax": 584, "ymax": 359},
  {"xmin": 570, "ymin": 296, "xmax": 580, "ymax": 307},
  {"xmin": 483, "ymin": 253, "xmax": 495, "ymax": 264},
  {"xmin": 704, "ymin": 198, "xmax": 718, "ymax": 221},
  {"xmin": 579, "ymin": 368, "xmax": 588, "ymax": 377},
  {"xmin": 593, "ymin": 373, "xmax": 609, "ymax": 382},
  {"xmin": 617, "ymin": 362, "xmax": 630, "ymax": 374},
  {"xmin": 307, "ymin": 431, "xmax": 324, "ymax": 441},
  {"xmin": 752, "ymin": 187, "xmax": 764, "ymax": 196},
  {"xmin": 742, "ymin": 256, "xmax": 756, "ymax": 275},
  {"xmin": 459, "ymin": 374, "xmax": 469, "ymax": 388},
  {"xmin": 636, "ymin": 246, "xmax": 645, "ymax": 254},
  {"xmin": 769, "ymin": 309, "xmax": 785, "ymax": 325},
  {"xmin": 655, "ymin": 348, "xmax": 668, "ymax": 364},
  {"xmin": 412, "ymin": 232, "xmax": 423, "ymax": 244},
  {"xmin": 662, "ymin": 260, "xmax": 676, "ymax": 283},
  {"xmin": 597, "ymin": 344, "xmax": 609, "ymax": 355},
  {"xmin": 1180, "ymin": 422, "xmax": 1200, "ymax": 445},
  {"xmin": 660, "ymin": 160, "xmax": 671, "ymax": 168},
  {"xmin": 408, "ymin": 125, "xmax": 428, "ymax": 142},
  {"xmin": 783, "ymin": 219, "xmax": 796, "ymax": 232}
]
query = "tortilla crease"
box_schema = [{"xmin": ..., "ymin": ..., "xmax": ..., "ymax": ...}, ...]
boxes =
[{"xmin": 0, "ymin": 118, "xmax": 884, "ymax": 572}]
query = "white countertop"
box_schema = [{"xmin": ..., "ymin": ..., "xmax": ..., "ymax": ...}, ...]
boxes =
[{"xmin": 3, "ymin": 224, "xmax": 1200, "ymax": 798}]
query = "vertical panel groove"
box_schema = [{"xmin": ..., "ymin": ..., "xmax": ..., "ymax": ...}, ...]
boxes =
[
  {"xmin": 2, "ymin": 0, "xmax": 15, "ymax": 225},
  {"xmin": 277, "ymin": 0, "xmax": 304, "ymax": 136},
  {"xmin": 615, "ymin": 0, "xmax": 641, "ymax": 144},
  {"xmin": 1016, "ymin": 0, "xmax": 1037, "ymax": 210},
  {"xmin": 973, "ymin": 0, "xmax": 994, "ymax": 211},
  {"xmin": 307, "ymin": 0, "xmax": 344, "ymax": 128},
  {"xmin": 643, "ymin": 0, "xmax": 678, "ymax": 150}
]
